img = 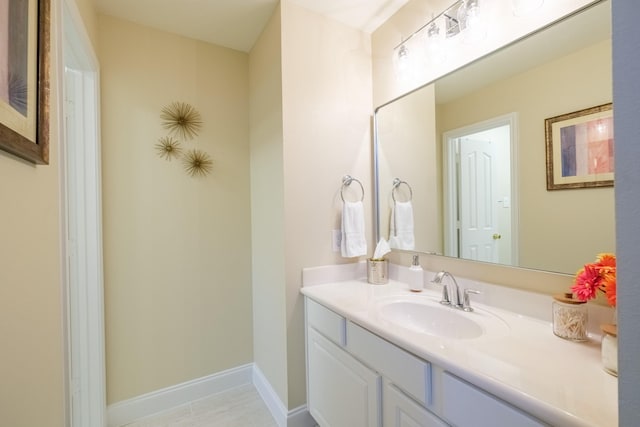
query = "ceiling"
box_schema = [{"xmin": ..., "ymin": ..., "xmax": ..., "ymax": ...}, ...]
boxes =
[{"xmin": 92, "ymin": 0, "xmax": 410, "ymax": 52}]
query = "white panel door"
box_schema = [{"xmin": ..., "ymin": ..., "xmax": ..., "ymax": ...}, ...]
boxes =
[
  {"xmin": 459, "ymin": 137, "xmax": 499, "ymax": 263},
  {"xmin": 307, "ymin": 328, "xmax": 381, "ymax": 427}
]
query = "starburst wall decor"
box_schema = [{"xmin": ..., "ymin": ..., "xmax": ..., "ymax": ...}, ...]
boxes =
[
  {"xmin": 155, "ymin": 102, "xmax": 213, "ymax": 177},
  {"xmin": 160, "ymin": 101, "xmax": 203, "ymax": 140},
  {"xmin": 183, "ymin": 149, "xmax": 213, "ymax": 177},
  {"xmin": 155, "ymin": 136, "xmax": 182, "ymax": 160}
]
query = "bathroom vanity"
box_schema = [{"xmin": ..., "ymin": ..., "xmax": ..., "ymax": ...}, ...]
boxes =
[{"xmin": 301, "ymin": 271, "xmax": 617, "ymax": 427}]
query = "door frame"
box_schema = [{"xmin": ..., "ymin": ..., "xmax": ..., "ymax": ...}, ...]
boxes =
[
  {"xmin": 442, "ymin": 113, "xmax": 519, "ymax": 265},
  {"xmin": 59, "ymin": 0, "xmax": 106, "ymax": 425}
]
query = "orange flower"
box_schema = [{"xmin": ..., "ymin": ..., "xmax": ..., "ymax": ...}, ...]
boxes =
[{"xmin": 604, "ymin": 278, "xmax": 617, "ymax": 307}]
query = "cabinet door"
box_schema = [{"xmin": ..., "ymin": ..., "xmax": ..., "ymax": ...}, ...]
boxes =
[
  {"xmin": 384, "ymin": 381, "xmax": 449, "ymax": 427},
  {"xmin": 307, "ymin": 327, "xmax": 381, "ymax": 427}
]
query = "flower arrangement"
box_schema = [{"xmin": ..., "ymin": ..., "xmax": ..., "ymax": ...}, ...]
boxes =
[{"xmin": 571, "ymin": 253, "xmax": 616, "ymax": 307}]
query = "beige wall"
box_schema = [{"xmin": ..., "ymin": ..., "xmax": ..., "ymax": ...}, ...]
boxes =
[
  {"xmin": 72, "ymin": 0, "xmax": 99, "ymax": 51},
  {"xmin": 438, "ymin": 40, "xmax": 613, "ymax": 273},
  {"xmin": 0, "ymin": 3, "xmax": 65, "ymax": 427},
  {"xmin": 98, "ymin": 15, "xmax": 253, "ymax": 403},
  {"xmin": 248, "ymin": 0, "xmax": 374, "ymax": 409},
  {"xmin": 248, "ymin": 4, "xmax": 289, "ymax": 404},
  {"xmin": 280, "ymin": 1, "xmax": 373, "ymax": 407}
]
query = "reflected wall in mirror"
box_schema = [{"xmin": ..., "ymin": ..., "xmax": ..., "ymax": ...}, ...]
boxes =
[{"xmin": 374, "ymin": 0, "xmax": 614, "ymax": 275}]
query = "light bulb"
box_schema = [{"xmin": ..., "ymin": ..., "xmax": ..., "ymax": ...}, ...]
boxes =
[
  {"xmin": 394, "ymin": 44, "xmax": 411, "ymax": 82},
  {"xmin": 426, "ymin": 22, "xmax": 446, "ymax": 64},
  {"xmin": 460, "ymin": 0, "xmax": 487, "ymax": 42}
]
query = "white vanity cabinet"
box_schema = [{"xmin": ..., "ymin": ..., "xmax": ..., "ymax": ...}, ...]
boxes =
[
  {"xmin": 305, "ymin": 298, "xmax": 445, "ymax": 427},
  {"xmin": 306, "ymin": 299, "xmax": 382, "ymax": 427},
  {"xmin": 305, "ymin": 297, "xmax": 548, "ymax": 427}
]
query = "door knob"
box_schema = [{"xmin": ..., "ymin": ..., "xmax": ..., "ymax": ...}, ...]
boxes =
[{"xmin": 492, "ymin": 233, "xmax": 502, "ymax": 240}]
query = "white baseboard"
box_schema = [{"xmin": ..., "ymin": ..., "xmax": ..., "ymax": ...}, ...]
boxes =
[
  {"xmin": 106, "ymin": 363, "xmax": 316, "ymax": 427},
  {"xmin": 106, "ymin": 364, "xmax": 253, "ymax": 427},
  {"xmin": 253, "ymin": 365, "xmax": 316, "ymax": 427}
]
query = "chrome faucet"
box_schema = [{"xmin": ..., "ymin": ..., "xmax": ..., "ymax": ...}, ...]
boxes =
[{"xmin": 431, "ymin": 271, "xmax": 462, "ymax": 308}]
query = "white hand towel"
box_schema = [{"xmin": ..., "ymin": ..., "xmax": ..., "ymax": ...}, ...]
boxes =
[
  {"xmin": 389, "ymin": 200, "xmax": 415, "ymax": 250},
  {"xmin": 341, "ymin": 201, "xmax": 367, "ymax": 258}
]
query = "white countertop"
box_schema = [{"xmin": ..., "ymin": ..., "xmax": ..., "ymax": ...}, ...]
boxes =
[{"xmin": 301, "ymin": 278, "xmax": 618, "ymax": 427}]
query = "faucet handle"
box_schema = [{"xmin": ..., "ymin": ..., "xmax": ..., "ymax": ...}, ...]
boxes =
[{"xmin": 462, "ymin": 289, "xmax": 481, "ymax": 312}]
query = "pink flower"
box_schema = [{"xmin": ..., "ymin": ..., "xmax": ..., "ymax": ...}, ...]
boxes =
[
  {"xmin": 571, "ymin": 264, "xmax": 602, "ymax": 301},
  {"xmin": 571, "ymin": 253, "xmax": 616, "ymax": 307}
]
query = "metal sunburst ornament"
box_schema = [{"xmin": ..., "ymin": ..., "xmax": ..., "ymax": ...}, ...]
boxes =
[
  {"xmin": 155, "ymin": 136, "xmax": 183, "ymax": 160},
  {"xmin": 160, "ymin": 101, "xmax": 203, "ymax": 140},
  {"xmin": 183, "ymin": 149, "xmax": 213, "ymax": 177}
]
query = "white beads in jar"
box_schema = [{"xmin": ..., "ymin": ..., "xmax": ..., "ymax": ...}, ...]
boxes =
[{"xmin": 552, "ymin": 293, "xmax": 588, "ymax": 341}]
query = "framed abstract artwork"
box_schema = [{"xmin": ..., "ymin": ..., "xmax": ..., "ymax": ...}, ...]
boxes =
[
  {"xmin": 545, "ymin": 103, "xmax": 613, "ymax": 190},
  {"xmin": 0, "ymin": 0, "xmax": 50, "ymax": 164}
]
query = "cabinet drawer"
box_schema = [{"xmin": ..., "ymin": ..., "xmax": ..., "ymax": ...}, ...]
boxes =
[
  {"xmin": 306, "ymin": 298, "xmax": 346, "ymax": 346},
  {"xmin": 347, "ymin": 322, "xmax": 432, "ymax": 406},
  {"xmin": 442, "ymin": 372, "xmax": 546, "ymax": 427}
]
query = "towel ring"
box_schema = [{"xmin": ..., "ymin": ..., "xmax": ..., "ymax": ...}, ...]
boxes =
[
  {"xmin": 341, "ymin": 175, "xmax": 364, "ymax": 202},
  {"xmin": 392, "ymin": 178, "xmax": 413, "ymax": 202}
]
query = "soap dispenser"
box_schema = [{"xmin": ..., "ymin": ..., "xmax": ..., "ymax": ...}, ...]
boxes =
[{"xmin": 408, "ymin": 254, "xmax": 424, "ymax": 292}]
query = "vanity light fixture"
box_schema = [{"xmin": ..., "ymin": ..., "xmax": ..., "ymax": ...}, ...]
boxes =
[
  {"xmin": 392, "ymin": 0, "xmax": 487, "ymax": 79},
  {"xmin": 512, "ymin": 0, "xmax": 544, "ymax": 16}
]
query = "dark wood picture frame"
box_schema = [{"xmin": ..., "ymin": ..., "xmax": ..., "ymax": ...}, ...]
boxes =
[
  {"xmin": 0, "ymin": 0, "xmax": 50, "ymax": 164},
  {"xmin": 545, "ymin": 103, "xmax": 613, "ymax": 190}
]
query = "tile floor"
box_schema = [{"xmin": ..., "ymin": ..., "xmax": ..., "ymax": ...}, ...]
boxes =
[{"xmin": 122, "ymin": 384, "xmax": 278, "ymax": 427}]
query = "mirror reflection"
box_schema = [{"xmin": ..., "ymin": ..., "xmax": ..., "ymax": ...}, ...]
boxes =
[{"xmin": 374, "ymin": 0, "xmax": 614, "ymax": 275}]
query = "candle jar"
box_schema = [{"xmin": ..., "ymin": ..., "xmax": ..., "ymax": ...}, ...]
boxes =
[{"xmin": 552, "ymin": 293, "xmax": 588, "ymax": 341}]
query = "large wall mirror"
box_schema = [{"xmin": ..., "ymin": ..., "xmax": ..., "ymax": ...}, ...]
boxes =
[{"xmin": 374, "ymin": 0, "xmax": 614, "ymax": 275}]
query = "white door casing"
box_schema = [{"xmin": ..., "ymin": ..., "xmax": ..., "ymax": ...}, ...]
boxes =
[{"xmin": 60, "ymin": 0, "xmax": 106, "ymax": 425}]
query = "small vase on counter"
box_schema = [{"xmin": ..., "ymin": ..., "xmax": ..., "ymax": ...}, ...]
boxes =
[{"xmin": 601, "ymin": 323, "xmax": 618, "ymax": 377}]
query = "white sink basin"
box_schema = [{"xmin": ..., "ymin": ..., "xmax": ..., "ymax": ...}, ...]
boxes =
[{"xmin": 375, "ymin": 298, "xmax": 508, "ymax": 340}]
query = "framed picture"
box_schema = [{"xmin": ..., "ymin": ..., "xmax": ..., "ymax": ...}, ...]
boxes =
[
  {"xmin": 0, "ymin": 0, "xmax": 50, "ymax": 164},
  {"xmin": 545, "ymin": 103, "xmax": 613, "ymax": 190}
]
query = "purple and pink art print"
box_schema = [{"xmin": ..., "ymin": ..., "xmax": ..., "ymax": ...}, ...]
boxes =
[
  {"xmin": 546, "ymin": 104, "xmax": 614, "ymax": 190},
  {"xmin": 560, "ymin": 117, "xmax": 614, "ymax": 177}
]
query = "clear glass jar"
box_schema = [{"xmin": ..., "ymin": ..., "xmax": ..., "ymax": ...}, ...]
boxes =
[
  {"xmin": 552, "ymin": 293, "xmax": 588, "ymax": 341},
  {"xmin": 601, "ymin": 323, "xmax": 618, "ymax": 376}
]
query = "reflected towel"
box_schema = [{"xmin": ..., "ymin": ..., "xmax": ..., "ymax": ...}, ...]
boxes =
[
  {"xmin": 341, "ymin": 201, "xmax": 367, "ymax": 258},
  {"xmin": 389, "ymin": 201, "xmax": 415, "ymax": 250}
]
